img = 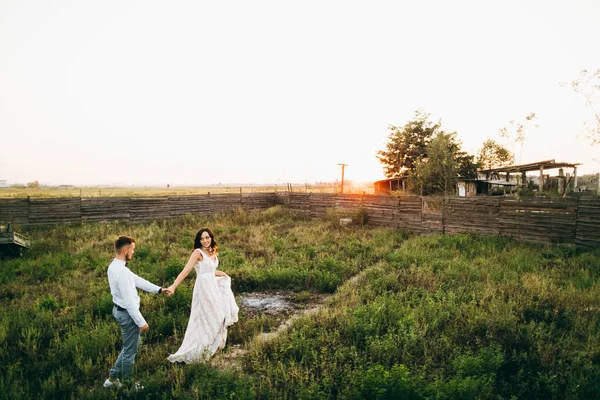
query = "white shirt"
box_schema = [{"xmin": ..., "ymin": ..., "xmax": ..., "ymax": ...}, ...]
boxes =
[{"xmin": 107, "ymin": 258, "xmax": 160, "ymax": 327}]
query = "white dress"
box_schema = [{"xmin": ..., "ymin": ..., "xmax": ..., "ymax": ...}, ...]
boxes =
[{"xmin": 167, "ymin": 248, "xmax": 239, "ymax": 364}]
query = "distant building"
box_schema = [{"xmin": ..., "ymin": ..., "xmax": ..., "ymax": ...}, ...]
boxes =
[
  {"xmin": 0, "ymin": 180, "xmax": 8, "ymax": 188},
  {"xmin": 374, "ymin": 177, "xmax": 407, "ymax": 193},
  {"xmin": 457, "ymin": 159, "xmax": 581, "ymax": 196},
  {"xmin": 456, "ymin": 180, "xmax": 479, "ymax": 197}
]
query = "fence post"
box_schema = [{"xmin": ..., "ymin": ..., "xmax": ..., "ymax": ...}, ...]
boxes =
[
  {"xmin": 574, "ymin": 194, "xmax": 581, "ymax": 248},
  {"xmin": 442, "ymin": 197, "xmax": 447, "ymax": 235},
  {"xmin": 128, "ymin": 197, "xmax": 132, "ymax": 222},
  {"xmin": 78, "ymin": 196, "xmax": 82, "ymax": 224},
  {"xmin": 420, "ymin": 196, "xmax": 424, "ymax": 232},
  {"xmin": 27, "ymin": 196, "xmax": 31, "ymax": 225}
]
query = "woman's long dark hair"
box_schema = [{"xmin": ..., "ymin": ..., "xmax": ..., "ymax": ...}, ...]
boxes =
[{"xmin": 194, "ymin": 228, "xmax": 218, "ymax": 254}]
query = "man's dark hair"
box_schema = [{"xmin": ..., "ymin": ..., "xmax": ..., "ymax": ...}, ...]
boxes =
[{"xmin": 115, "ymin": 236, "xmax": 136, "ymax": 252}]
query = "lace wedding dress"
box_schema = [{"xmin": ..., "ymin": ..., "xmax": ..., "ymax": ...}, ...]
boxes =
[{"xmin": 168, "ymin": 249, "xmax": 239, "ymax": 363}]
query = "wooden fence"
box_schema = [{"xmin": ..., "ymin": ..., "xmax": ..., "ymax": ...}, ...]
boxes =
[
  {"xmin": 0, "ymin": 193, "xmax": 277, "ymax": 225},
  {"xmin": 1, "ymin": 192, "xmax": 600, "ymax": 249},
  {"xmin": 276, "ymin": 192, "xmax": 600, "ymax": 249}
]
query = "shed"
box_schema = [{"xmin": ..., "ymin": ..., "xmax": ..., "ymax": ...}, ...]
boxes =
[
  {"xmin": 457, "ymin": 180, "xmax": 478, "ymax": 197},
  {"xmin": 457, "ymin": 178, "xmax": 518, "ymax": 196},
  {"xmin": 0, "ymin": 225, "xmax": 30, "ymax": 256},
  {"xmin": 374, "ymin": 177, "xmax": 407, "ymax": 193},
  {"xmin": 479, "ymin": 159, "xmax": 581, "ymax": 193}
]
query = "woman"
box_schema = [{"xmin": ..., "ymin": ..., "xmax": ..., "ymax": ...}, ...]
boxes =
[{"xmin": 167, "ymin": 228, "xmax": 239, "ymax": 363}]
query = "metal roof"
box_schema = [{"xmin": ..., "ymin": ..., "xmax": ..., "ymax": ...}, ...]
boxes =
[
  {"xmin": 374, "ymin": 177, "xmax": 407, "ymax": 184},
  {"xmin": 460, "ymin": 179, "xmax": 517, "ymax": 186},
  {"xmin": 479, "ymin": 159, "xmax": 581, "ymax": 174}
]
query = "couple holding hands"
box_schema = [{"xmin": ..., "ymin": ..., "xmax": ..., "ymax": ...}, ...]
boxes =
[{"xmin": 104, "ymin": 228, "xmax": 239, "ymax": 389}]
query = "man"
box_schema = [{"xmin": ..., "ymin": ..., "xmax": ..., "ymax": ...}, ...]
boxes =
[{"xmin": 103, "ymin": 235, "xmax": 172, "ymax": 389}]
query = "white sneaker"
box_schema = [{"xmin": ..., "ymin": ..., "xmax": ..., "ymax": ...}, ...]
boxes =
[{"xmin": 103, "ymin": 378, "xmax": 122, "ymax": 389}]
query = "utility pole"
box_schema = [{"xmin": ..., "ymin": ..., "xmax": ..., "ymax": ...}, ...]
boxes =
[{"xmin": 338, "ymin": 163, "xmax": 347, "ymax": 194}]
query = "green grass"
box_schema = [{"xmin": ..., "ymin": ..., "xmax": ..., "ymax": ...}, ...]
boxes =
[
  {"xmin": 246, "ymin": 233, "xmax": 600, "ymax": 399},
  {"xmin": 1, "ymin": 206, "xmax": 599, "ymax": 399}
]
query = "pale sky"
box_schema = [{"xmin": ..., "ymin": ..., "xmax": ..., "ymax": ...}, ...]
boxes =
[{"xmin": 1, "ymin": 0, "xmax": 599, "ymax": 186}]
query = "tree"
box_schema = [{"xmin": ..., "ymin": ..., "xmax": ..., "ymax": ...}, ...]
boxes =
[
  {"xmin": 477, "ymin": 139, "xmax": 514, "ymax": 170},
  {"xmin": 562, "ymin": 68, "xmax": 600, "ymax": 145},
  {"xmin": 27, "ymin": 181, "xmax": 39, "ymax": 188},
  {"xmin": 455, "ymin": 148, "xmax": 478, "ymax": 179},
  {"xmin": 408, "ymin": 132, "xmax": 473, "ymax": 196},
  {"xmin": 498, "ymin": 112, "xmax": 538, "ymax": 164},
  {"xmin": 377, "ymin": 110, "xmax": 440, "ymax": 178}
]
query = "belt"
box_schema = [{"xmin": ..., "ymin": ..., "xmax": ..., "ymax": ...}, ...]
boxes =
[{"xmin": 114, "ymin": 304, "xmax": 126, "ymax": 311}]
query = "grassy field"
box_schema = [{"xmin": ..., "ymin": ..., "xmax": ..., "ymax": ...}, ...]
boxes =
[
  {"xmin": 1, "ymin": 207, "xmax": 599, "ymax": 399},
  {"xmin": 0, "ymin": 184, "xmax": 374, "ymax": 198},
  {"xmin": 0, "ymin": 185, "xmax": 284, "ymax": 198}
]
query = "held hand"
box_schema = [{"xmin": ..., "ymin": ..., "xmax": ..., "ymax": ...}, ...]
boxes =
[
  {"xmin": 166, "ymin": 285, "xmax": 176, "ymax": 295},
  {"xmin": 161, "ymin": 287, "xmax": 174, "ymax": 297},
  {"xmin": 140, "ymin": 323, "xmax": 149, "ymax": 334}
]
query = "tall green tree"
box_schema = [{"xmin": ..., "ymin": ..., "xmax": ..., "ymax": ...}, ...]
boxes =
[
  {"xmin": 409, "ymin": 132, "xmax": 473, "ymax": 195},
  {"xmin": 455, "ymin": 148, "xmax": 479, "ymax": 179},
  {"xmin": 377, "ymin": 110, "xmax": 439, "ymax": 178},
  {"xmin": 477, "ymin": 139, "xmax": 514, "ymax": 170}
]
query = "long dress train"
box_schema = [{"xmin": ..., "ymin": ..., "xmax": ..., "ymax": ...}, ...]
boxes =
[{"xmin": 167, "ymin": 249, "xmax": 239, "ymax": 364}]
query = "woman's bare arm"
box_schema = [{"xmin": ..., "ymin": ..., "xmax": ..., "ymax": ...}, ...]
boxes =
[{"xmin": 168, "ymin": 251, "xmax": 201, "ymax": 293}]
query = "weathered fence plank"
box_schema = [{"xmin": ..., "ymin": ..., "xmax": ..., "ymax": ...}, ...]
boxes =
[
  {"xmin": 0, "ymin": 198, "xmax": 29, "ymax": 225},
  {"xmin": 169, "ymin": 195, "xmax": 212, "ymax": 217},
  {"xmin": 130, "ymin": 197, "xmax": 171, "ymax": 222},
  {"xmin": 576, "ymin": 197, "xmax": 600, "ymax": 249},
  {"xmin": 29, "ymin": 198, "xmax": 81, "ymax": 224},
  {"xmin": 498, "ymin": 197, "xmax": 578, "ymax": 244},
  {"xmin": 81, "ymin": 197, "xmax": 130, "ymax": 222},
  {"xmin": 1, "ymin": 193, "xmax": 599, "ymax": 249},
  {"xmin": 446, "ymin": 197, "xmax": 500, "ymax": 235}
]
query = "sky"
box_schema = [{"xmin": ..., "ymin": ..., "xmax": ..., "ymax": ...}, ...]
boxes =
[{"xmin": 1, "ymin": 0, "xmax": 599, "ymax": 186}]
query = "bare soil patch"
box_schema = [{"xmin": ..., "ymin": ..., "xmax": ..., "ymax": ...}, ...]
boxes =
[{"xmin": 211, "ymin": 291, "xmax": 331, "ymax": 369}]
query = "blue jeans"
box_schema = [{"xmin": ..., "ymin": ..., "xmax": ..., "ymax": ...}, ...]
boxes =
[{"xmin": 109, "ymin": 307, "xmax": 141, "ymax": 381}]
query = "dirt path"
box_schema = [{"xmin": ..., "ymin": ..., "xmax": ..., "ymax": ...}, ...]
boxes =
[{"xmin": 210, "ymin": 291, "xmax": 331, "ymax": 370}]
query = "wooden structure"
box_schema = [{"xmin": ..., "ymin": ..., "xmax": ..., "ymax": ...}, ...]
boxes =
[
  {"xmin": 373, "ymin": 177, "xmax": 407, "ymax": 193},
  {"xmin": 276, "ymin": 192, "xmax": 600, "ymax": 249},
  {"xmin": 1, "ymin": 192, "xmax": 600, "ymax": 249},
  {"xmin": 0, "ymin": 225, "xmax": 30, "ymax": 256},
  {"xmin": 0, "ymin": 193, "xmax": 278, "ymax": 226},
  {"xmin": 457, "ymin": 180, "xmax": 478, "ymax": 197},
  {"xmin": 457, "ymin": 178, "xmax": 518, "ymax": 196},
  {"xmin": 479, "ymin": 159, "xmax": 581, "ymax": 193}
]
